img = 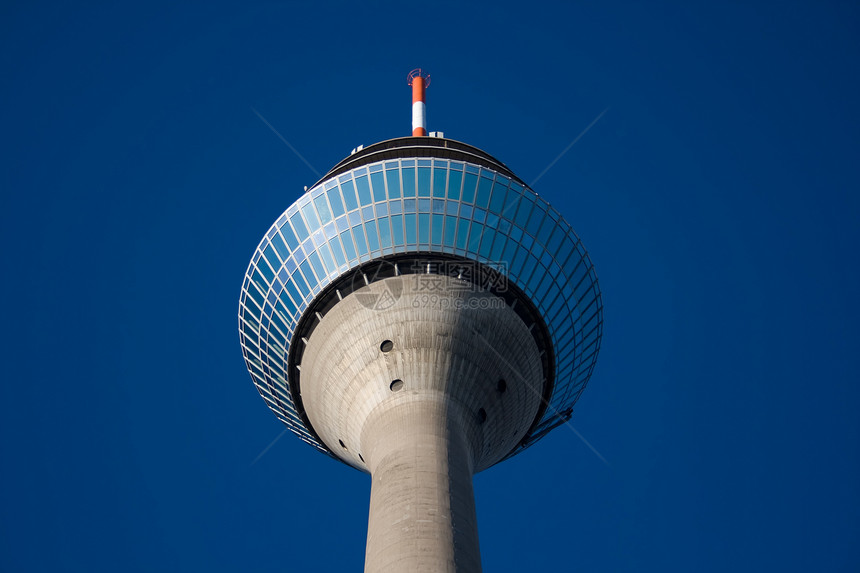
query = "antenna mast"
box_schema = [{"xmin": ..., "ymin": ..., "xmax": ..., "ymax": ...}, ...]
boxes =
[{"xmin": 407, "ymin": 69, "xmax": 430, "ymax": 136}]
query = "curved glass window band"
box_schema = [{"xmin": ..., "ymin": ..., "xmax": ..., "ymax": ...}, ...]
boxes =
[{"xmin": 239, "ymin": 156, "xmax": 603, "ymax": 463}]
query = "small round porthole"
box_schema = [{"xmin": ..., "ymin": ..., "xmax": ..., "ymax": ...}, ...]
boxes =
[
  {"xmin": 389, "ymin": 379, "xmax": 404, "ymax": 392},
  {"xmin": 497, "ymin": 379, "xmax": 507, "ymax": 393},
  {"xmin": 477, "ymin": 408, "xmax": 487, "ymax": 424},
  {"xmin": 380, "ymin": 340, "xmax": 394, "ymax": 352}
]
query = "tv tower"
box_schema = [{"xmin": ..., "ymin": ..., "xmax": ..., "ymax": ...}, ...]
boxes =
[{"xmin": 238, "ymin": 69, "xmax": 603, "ymax": 572}]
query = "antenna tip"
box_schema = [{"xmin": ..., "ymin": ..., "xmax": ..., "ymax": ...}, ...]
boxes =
[{"xmin": 407, "ymin": 68, "xmax": 431, "ymax": 87}]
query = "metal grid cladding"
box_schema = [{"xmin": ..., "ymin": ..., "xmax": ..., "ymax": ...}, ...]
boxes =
[{"xmin": 238, "ymin": 137, "xmax": 603, "ymax": 462}]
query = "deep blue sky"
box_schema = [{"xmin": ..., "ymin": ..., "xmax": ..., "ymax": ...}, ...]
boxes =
[{"xmin": 2, "ymin": 1, "xmax": 858, "ymax": 571}]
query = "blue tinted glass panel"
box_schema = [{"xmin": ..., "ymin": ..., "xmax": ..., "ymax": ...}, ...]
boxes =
[
  {"xmin": 364, "ymin": 221, "xmax": 380, "ymax": 252},
  {"xmin": 447, "ymin": 170, "xmax": 462, "ymax": 200},
  {"xmin": 314, "ymin": 195, "xmax": 332, "ymax": 224},
  {"xmin": 341, "ymin": 180, "xmax": 358, "ymax": 211},
  {"xmin": 259, "ymin": 265, "xmax": 275, "ymax": 291},
  {"xmin": 318, "ymin": 244, "xmax": 335, "ymax": 273},
  {"xmin": 475, "ymin": 176, "xmax": 493, "ymax": 208},
  {"xmin": 520, "ymin": 267, "xmax": 539, "ymax": 298},
  {"xmin": 520, "ymin": 231, "xmax": 533, "ymax": 250},
  {"xmin": 535, "ymin": 271, "xmax": 553, "ymax": 300},
  {"xmin": 371, "ymin": 171, "xmax": 386, "ymax": 202},
  {"xmin": 307, "ymin": 251, "xmax": 325, "ymax": 280},
  {"xmin": 547, "ymin": 258, "xmax": 563, "ymax": 282},
  {"xmin": 327, "ymin": 188, "xmax": 345, "ymax": 218},
  {"xmin": 567, "ymin": 258, "xmax": 588, "ymax": 289},
  {"xmin": 537, "ymin": 217, "xmax": 554, "ymax": 246},
  {"xmin": 340, "ymin": 230, "xmax": 357, "ymax": 260},
  {"xmin": 302, "ymin": 203, "xmax": 320, "ymax": 231},
  {"xmin": 431, "ymin": 213, "xmax": 444, "ymax": 245},
  {"xmin": 526, "ymin": 206, "xmax": 546, "ymax": 237},
  {"xmin": 355, "ymin": 176, "xmax": 372, "ymax": 206},
  {"xmin": 490, "ymin": 232, "xmax": 507, "ymax": 260},
  {"xmin": 556, "ymin": 234, "xmax": 578, "ymax": 270},
  {"xmin": 279, "ymin": 264, "xmax": 291, "ymax": 285},
  {"xmin": 242, "ymin": 311, "xmax": 259, "ymax": 332},
  {"xmin": 404, "ymin": 213, "xmax": 417, "ymax": 244},
  {"xmin": 242, "ymin": 332, "xmax": 260, "ymax": 350},
  {"xmin": 324, "ymin": 221, "xmax": 338, "ymax": 240},
  {"xmin": 378, "ymin": 216, "xmax": 392, "ymax": 248},
  {"xmin": 467, "ymin": 221, "xmax": 483, "ymax": 253},
  {"xmin": 489, "ymin": 181, "xmax": 508, "ymax": 214},
  {"xmin": 443, "ymin": 215, "xmax": 457, "ymax": 247},
  {"xmin": 546, "ymin": 292, "xmax": 565, "ymax": 320},
  {"xmin": 478, "ymin": 228, "xmax": 495, "ymax": 258},
  {"xmin": 501, "ymin": 238, "xmax": 518, "ymax": 268},
  {"xmin": 336, "ymin": 210, "xmax": 351, "ymax": 234},
  {"xmin": 247, "ymin": 283, "xmax": 265, "ymax": 306},
  {"xmin": 291, "ymin": 269, "xmax": 310, "ymax": 296},
  {"xmin": 329, "ymin": 238, "xmax": 345, "ymax": 265},
  {"xmin": 546, "ymin": 224, "xmax": 564, "ymax": 253},
  {"xmin": 271, "ymin": 233, "xmax": 289, "ymax": 260},
  {"xmin": 386, "ymin": 169, "xmax": 401, "ymax": 199},
  {"xmin": 285, "ymin": 280, "xmax": 302, "ymax": 308},
  {"xmin": 290, "ymin": 213, "xmax": 308, "ymax": 241},
  {"xmin": 511, "ymin": 245, "xmax": 529, "ymax": 277},
  {"xmin": 417, "ymin": 213, "xmax": 429, "ymax": 244},
  {"xmin": 402, "ymin": 167, "xmax": 416, "ymax": 197},
  {"xmin": 274, "ymin": 301, "xmax": 292, "ymax": 326},
  {"xmin": 417, "ymin": 167, "xmax": 431, "ymax": 197},
  {"xmin": 280, "ymin": 224, "xmax": 299, "ymax": 250},
  {"xmin": 456, "ymin": 218, "xmax": 469, "ymax": 250},
  {"xmin": 514, "ymin": 196, "xmax": 533, "ymax": 228},
  {"xmin": 462, "ymin": 172, "xmax": 478, "ymax": 203},
  {"xmin": 391, "ymin": 214, "xmax": 404, "ymax": 244},
  {"xmin": 433, "ymin": 168, "xmax": 446, "ymax": 198},
  {"xmin": 299, "ymin": 260, "xmax": 319, "ymax": 287},
  {"xmin": 352, "ymin": 225, "xmax": 368, "ymax": 255},
  {"xmin": 263, "ymin": 244, "xmax": 279, "ymax": 267}
]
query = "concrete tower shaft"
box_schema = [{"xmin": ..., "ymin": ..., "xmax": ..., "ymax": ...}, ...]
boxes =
[{"xmin": 300, "ymin": 276, "xmax": 543, "ymax": 571}]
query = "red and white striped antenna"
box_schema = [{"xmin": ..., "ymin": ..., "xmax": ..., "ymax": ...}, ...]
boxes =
[{"xmin": 407, "ymin": 69, "xmax": 430, "ymax": 136}]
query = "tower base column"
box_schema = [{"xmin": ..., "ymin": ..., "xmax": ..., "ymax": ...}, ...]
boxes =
[{"xmin": 362, "ymin": 394, "xmax": 482, "ymax": 573}]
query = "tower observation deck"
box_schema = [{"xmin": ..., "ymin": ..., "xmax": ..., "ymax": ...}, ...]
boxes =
[{"xmin": 238, "ymin": 71, "xmax": 603, "ymax": 572}]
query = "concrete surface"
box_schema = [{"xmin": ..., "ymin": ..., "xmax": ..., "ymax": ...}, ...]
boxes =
[{"xmin": 300, "ymin": 275, "xmax": 543, "ymax": 572}]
